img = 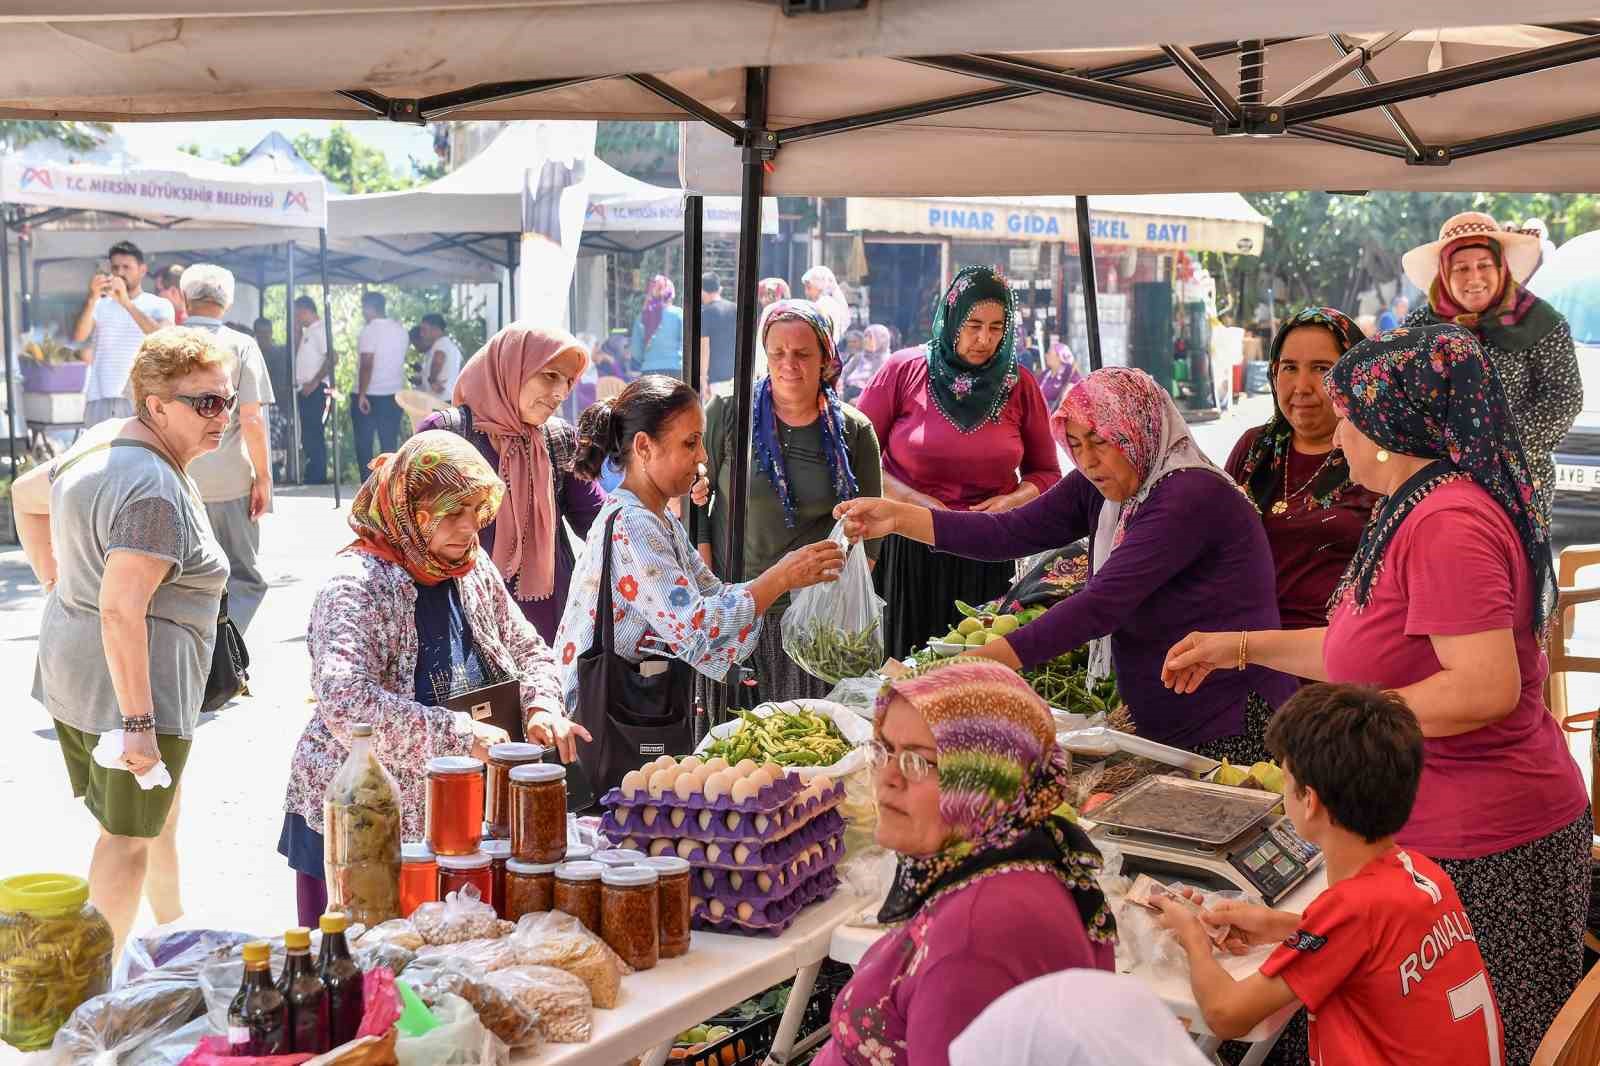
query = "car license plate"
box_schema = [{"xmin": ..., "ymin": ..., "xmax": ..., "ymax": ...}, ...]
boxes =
[{"xmin": 1557, "ymin": 464, "xmax": 1597, "ymax": 492}]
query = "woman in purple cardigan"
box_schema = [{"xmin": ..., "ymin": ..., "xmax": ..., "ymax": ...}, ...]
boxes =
[{"xmin": 838, "ymin": 367, "xmax": 1295, "ymax": 761}]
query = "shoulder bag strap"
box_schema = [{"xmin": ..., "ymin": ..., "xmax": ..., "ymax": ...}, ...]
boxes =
[{"xmin": 587, "ymin": 509, "xmax": 621, "ymax": 657}]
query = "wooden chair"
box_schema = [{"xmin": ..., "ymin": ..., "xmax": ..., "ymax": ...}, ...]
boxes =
[
  {"xmin": 1532, "ymin": 949, "xmax": 1600, "ymax": 1066},
  {"xmin": 1546, "ymin": 545, "xmax": 1600, "ymax": 830},
  {"xmin": 595, "ymin": 376, "xmax": 627, "ymax": 403}
]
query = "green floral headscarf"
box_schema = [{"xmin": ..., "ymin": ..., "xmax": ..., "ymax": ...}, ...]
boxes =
[{"xmin": 926, "ymin": 266, "xmax": 1020, "ymax": 433}]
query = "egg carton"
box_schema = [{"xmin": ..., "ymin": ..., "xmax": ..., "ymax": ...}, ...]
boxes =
[
  {"xmin": 689, "ymin": 867, "xmax": 841, "ymax": 937},
  {"xmin": 604, "ymin": 761, "xmax": 806, "ymax": 815},
  {"xmin": 691, "ymin": 845, "xmax": 843, "ymax": 905},
  {"xmin": 600, "ymin": 779, "xmax": 845, "ymax": 844},
  {"xmin": 608, "ymin": 815, "xmax": 845, "ymax": 872}
]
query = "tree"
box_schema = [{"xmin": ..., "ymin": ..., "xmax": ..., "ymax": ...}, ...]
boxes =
[
  {"xmin": 182, "ymin": 124, "xmax": 439, "ymax": 192},
  {"xmin": 0, "ymin": 120, "xmax": 109, "ymax": 152}
]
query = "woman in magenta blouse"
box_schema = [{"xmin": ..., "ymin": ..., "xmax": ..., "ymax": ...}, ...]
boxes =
[
  {"xmin": 814, "ymin": 659, "xmax": 1114, "ymax": 1066},
  {"xmin": 1166, "ymin": 325, "xmax": 1590, "ymax": 1066},
  {"xmin": 855, "ymin": 266, "xmax": 1061, "ymax": 659}
]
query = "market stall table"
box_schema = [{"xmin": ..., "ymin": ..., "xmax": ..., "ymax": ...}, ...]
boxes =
[
  {"xmin": 518, "ymin": 888, "xmax": 863, "ymax": 1066},
  {"xmin": 827, "ymin": 870, "xmax": 1327, "ymax": 1066}
]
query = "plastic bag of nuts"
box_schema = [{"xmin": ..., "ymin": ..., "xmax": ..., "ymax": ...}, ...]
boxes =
[
  {"xmin": 487, "ymin": 965, "xmax": 593, "ymax": 1044},
  {"xmin": 411, "ymin": 887, "xmax": 511, "ymax": 946},
  {"xmin": 403, "ymin": 956, "xmax": 542, "ymax": 1049},
  {"xmin": 509, "ymin": 911, "xmax": 626, "ymax": 1009}
]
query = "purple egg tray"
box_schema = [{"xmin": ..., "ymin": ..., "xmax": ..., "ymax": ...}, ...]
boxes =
[
  {"xmin": 690, "ymin": 867, "xmax": 841, "ymax": 937},
  {"xmin": 600, "ymin": 781, "xmax": 845, "ymax": 844},
  {"xmin": 603, "ymin": 772, "xmax": 805, "ymax": 816},
  {"xmin": 692, "ymin": 846, "xmax": 841, "ymax": 905},
  {"xmin": 607, "ymin": 814, "xmax": 845, "ymax": 872}
]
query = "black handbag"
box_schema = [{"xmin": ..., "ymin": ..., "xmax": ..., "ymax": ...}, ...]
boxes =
[{"xmin": 572, "ymin": 510, "xmax": 694, "ymax": 797}]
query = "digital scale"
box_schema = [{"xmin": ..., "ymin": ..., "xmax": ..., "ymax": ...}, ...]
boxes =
[{"xmin": 1087, "ymin": 774, "xmax": 1323, "ymax": 906}]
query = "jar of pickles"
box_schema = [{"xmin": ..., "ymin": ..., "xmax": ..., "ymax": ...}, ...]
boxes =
[
  {"xmin": 600, "ymin": 866, "xmax": 660, "ymax": 972},
  {"xmin": 0, "ymin": 873, "xmax": 114, "ymax": 1051},
  {"xmin": 436, "ymin": 853, "xmax": 493, "ymax": 901},
  {"xmin": 399, "ymin": 843, "xmax": 438, "ymax": 918},
  {"xmin": 553, "ymin": 861, "xmax": 604, "ymax": 934},
  {"xmin": 644, "ymin": 856, "xmax": 691, "ymax": 959},
  {"xmin": 426, "ymin": 757, "xmax": 485, "ymax": 857},
  {"xmin": 503, "ymin": 860, "xmax": 559, "ymax": 922},
  {"xmin": 485, "ymin": 743, "xmax": 546, "ymax": 838},
  {"xmin": 509, "ymin": 764, "xmax": 567, "ymax": 864},
  {"xmin": 481, "ymin": 840, "xmax": 511, "ymax": 918}
]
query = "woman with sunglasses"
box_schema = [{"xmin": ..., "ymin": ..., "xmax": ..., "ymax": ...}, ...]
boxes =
[
  {"xmin": 15, "ymin": 327, "xmax": 234, "ymax": 957},
  {"xmin": 813, "ymin": 659, "xmax": 1115, "ymax": 1066}
]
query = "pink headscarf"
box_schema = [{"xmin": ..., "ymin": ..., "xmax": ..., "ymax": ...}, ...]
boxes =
[
  {"xmin": 452, "ymin": 324, "xmax": 589, "ymax": 600},
  {"xmin": 641, "ymin": 275, "xmax": 676, "ymax": 348}
]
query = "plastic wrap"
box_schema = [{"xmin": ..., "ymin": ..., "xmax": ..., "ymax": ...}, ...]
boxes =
[
  {"xmin": 488, "ymin": 966, "xmax": 591, "ymax": 1044},
  {"xmin": 780, "ymin": 521, "xmax": 884, "ymax": 683},
  {"xmin": 414, "ymin": 937, "xmax": 521, "ymax": 973},
  {"xmin": 393, "ymin": 993, "xmax": 509, "ymax": 1066},
  {"xmin": 355, "ymin": 920, "xmax": 424, "ymax": 953},
  {"xmin": 46, "ymin": 976, "xmax": 202, "ymax": 1064},
  {"xmin": 508, "ymin": 911, "xmax": 626, "ymax": 1010},
  {"xmin": 113, "ymin": 927, "xmax": 254, "ymax": 988},
  {"xmin": 403, "ymin": 958, "xmax": 540, "ymax": 1050},
  {"xmin": 410, "ymin": 888, "xmax": 509, "ymax": 946}
]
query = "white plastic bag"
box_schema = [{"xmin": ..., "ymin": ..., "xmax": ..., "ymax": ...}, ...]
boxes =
[
  {"xmin": 781, "ymin": 520, "xmax": 885, "ymax": 684},
  {"xmin": 394, "ymin": 991, "xmax": 510, "ymax": 1066}
]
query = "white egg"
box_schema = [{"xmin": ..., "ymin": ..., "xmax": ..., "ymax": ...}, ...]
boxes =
[
  {"xmin": 703, "ymin": 757, "xmax": 730, "ymax": 774},
  {"xmin": 647, "ymin": 768, "xmax": 674, "ymax": 799},
  {"xmin": 701, "ymin": 870, "xmax": 715, "ymax": 891},
  {"xmin": 678, "ymin": 756, "xmax": 703, "ymax": 773},
  {"xmin": 730, "ymin": 777, "xmax": 759, "ymax": 804},
  {"xmin": 677, "ymin": 839, "xmax": 699, "ymax": 860},
  {"xmin": 653, "ymin": 754, "xmax": 679, "ymax": 772},
  {"xmin": 673, "ymin": 768, "xmax": 705, "ymax": 802},
  {"xmin": 753, "ymin": 814, "xmax": 770, "ymax": 834},
  {"xmin": 709, "ymin": 899, "xmax": 726, "ymax": 919},
  {"xmin": 640, "ymin": 805, "xmax": 659, "ymax": 828},
  {"xmin": 736, "ymin": 902, "xmax": 755, "ymax": 922},
  {"xmin": 732, "ymin": 759, "xmax": 759, "ymax": 778},
  {"xmin": 733, "ymin": 844, "xmax": 751, "ymax": 865},
  {"xmin": 729, "ymin": 872, "xmax": 743, "ymax": 890},
  {"xmin": 725, "ymin": 811, "xmax": 742, "ymax": 832},
  {"xmin": 760, "ymin": 761, "xmax": 783, "ymax": 781},
  {"xmin": 697, "ymin": 810, "xmax": 713, "ymax": 831},
  {"xmin": 690, "ymin": 895, "xmax": 705, "ymax": 912},
  {"xmin": 705, "ymin": 843, "xmax": 722, "ymax": 863},
  {"xmin": 702, "ymin": 770, "xmax": 733, "ymax": 802},
  {"xmin": 649, "ymin": 839, "xmax": 674, "ymax": 857},
  {"xmin": 756, "ymin": 873, "xmax": 773, "ymax": 893}
]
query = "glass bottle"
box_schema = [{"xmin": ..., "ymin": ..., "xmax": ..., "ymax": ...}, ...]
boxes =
[
  {"xmin": 228, "ymin": 941, "xmax": 288, "ymax": 1055},
  {"xmin": 278, "ymin": 927, "xmax": 328, "ymax": 1053},
  {"xmin": 317, "ymin": 912, "xmax": 365, "ymax": 1047},
  {"xmin": 323, "ymin": 724, "xmax": 402, "ymax": 927}
]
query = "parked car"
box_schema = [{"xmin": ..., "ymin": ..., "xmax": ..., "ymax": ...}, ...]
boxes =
[{"xmin": 1531, "ymin": 232, "xmax": 1600, "ymax": 517}]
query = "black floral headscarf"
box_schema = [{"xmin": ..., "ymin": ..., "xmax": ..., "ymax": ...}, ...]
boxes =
[
  {"xmin": 1324, "ymin": 324, "xmax": 1556, "ymax": 631},
  {"xmin": 925, "ymin": 266, "xmax": 1020, "ymax": 433}
]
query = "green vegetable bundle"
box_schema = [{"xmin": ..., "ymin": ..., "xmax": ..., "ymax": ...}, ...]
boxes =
[
  {"xmin": 703, "ymin": 708, "xmax": 852, "ymax": 767},
  {"xmin": 784, "ymin": 617, "xmax": 884, "ymax": 685}
]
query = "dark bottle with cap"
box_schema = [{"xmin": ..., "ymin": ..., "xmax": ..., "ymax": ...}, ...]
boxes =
[
  {"xmin": 228, "ymin": 940, "xmax": 289, "ymax": 1054},
  {"xmin": 317, "ymin": 911, "xmax": 365, "ymax": 1045},
  {"xmin": 278, "ymin": 927, "xmax": 330, "ymax": 1052}
]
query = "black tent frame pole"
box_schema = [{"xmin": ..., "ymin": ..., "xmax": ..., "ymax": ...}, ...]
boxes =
[
  {"xmin": 507, "ymin": 237, "xmax": 519, "ymax": 320},
  {"xmin": 285, "ymin": 240, "xmax": 301, "ymax": 485},
  {"xmin": 1, "ymin": 206, "xmax": 17, "ymax": 482},
  {"xmin": 320, "ymin": 228, "xmax": 341, "ymax": 508},
  {"xmin": 682, "ymin": 194, "xmax": 705, "ymax": 546},
  {"xmin": 1073, "ymin": 198, "xmax": 1103, "ymax": 372},
  {"xmin": 728, "ymin": 69, "xmax": 768, "ymax": 588},
  {"xmin": 17, "ymin": 224, "xmax": 31, "ymax": 333}
]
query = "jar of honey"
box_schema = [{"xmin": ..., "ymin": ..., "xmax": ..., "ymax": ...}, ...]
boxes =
[
  {"xmin": 398, "ymin": 843, "xmax": 437, "ymax": 918},
  {"xmin": 509, "ymin": 764, "xmax": 567, "ymax": 865},
  {"xmin": 425, "ymin": 757, "xmax": 485, "ymax": 857},
  {"xmin": 481, "ymin": 839, "xmax": 511, "ymax": 918},
  {"xmin": 436, "ymin": 852, "xmax": 493, "ymax": 902},
  {"xmin": 600, "ymin": 865, "xmax": 660, "ymax": 972},
  {"xmin": 644, "ymin": 856, "xmax": 691, "ymax": 958},
  {"xmin": 552, "ymin": 861, "xmax": 604, "ymax": 934},
  {"xmin": 504, "ymin": 860, "xmax": 559, "ymax": 922},
  {"xmin": 485, "ymin": 743, "xmax": 546, "ymax": 839}
]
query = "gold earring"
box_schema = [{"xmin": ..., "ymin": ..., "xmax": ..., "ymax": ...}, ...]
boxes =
[{"xmin": 1376, "ymin": 450, "xmax": 1390, "ymax": 463}]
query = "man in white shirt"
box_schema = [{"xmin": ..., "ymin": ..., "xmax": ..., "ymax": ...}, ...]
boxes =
[
  {"xmin": 417, "ymin": 313, "xmax": 464, "ymax": 400},
  {"xmin": 72, "ymin": 240, "xmax": 175, "ymax": 426},
  {"xmin": 353, "ymin": 291, "xmax": 409, "ymax": 474},
  {"xmin": 294, "ymin": 295, "xmax": 336, "ymax": 485},
  {"xmin": 180, "ymin": 264, "xmax": 276, "ymax": 632}
]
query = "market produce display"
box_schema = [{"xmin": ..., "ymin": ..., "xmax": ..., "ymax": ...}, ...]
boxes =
[
  {"xmin": 702, "ymin": 708, "xmax": 852, "ymax": 768},
  {"xmin": 781, "ymin": 520, "xmax": 885, "ymax": 684},
  {"xmin": 1213, "ymin": 759, "xmax": 1286, "ymax": 794},
  {"xmin": 782, "ymin": 616, "xmax": 885, "ymax": 685}
]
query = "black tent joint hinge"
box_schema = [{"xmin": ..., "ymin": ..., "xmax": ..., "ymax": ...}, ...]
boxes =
[
  {"xmin": 742, "ymin": 127, "xmax": 779, "ymax": 164},
  {"xmin": 1408, "ymin": 146, "xmax": 1452, "ymax": 166},
  {"xmin": 780, "ymin": 0, "xmax": 869, "ymax": 15},
  {"xmin": 1213, "ymin": 105, "xmax": 1286, "ymax": 137}
]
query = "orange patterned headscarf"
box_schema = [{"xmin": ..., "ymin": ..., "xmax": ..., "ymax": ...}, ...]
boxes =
[{"xmin": 344, "ymin": 430, "xmax": 505, "ymax": 586}]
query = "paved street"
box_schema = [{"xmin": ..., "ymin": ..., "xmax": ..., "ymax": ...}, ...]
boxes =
[{"xmin": 1, "ymin": 396, "xmax": 1591, "ymax": 948}]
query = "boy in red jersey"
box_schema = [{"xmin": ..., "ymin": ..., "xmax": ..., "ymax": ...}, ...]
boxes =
[{"xmin": 1155, "ymin": 683, "xmax": 1504, "ymax": 1066}]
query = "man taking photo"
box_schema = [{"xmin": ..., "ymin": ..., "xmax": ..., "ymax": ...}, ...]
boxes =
[{"xmin": 73, "ymin": 241, "xmax": 175, "ymax": 426}]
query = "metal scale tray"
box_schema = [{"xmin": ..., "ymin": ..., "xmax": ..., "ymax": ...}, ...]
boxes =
[{"xmin": 1088, "ymin": 774, "xmax": 1283, "ymax": 846}]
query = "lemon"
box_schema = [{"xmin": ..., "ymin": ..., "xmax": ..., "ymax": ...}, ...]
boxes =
[
  {"xmin": 956, "ymin": 618, "xmax": 983, "ymax": 635},
  {"xmin": 991, "ymin": 615, "xmax": 1020, "ymax": 635}
]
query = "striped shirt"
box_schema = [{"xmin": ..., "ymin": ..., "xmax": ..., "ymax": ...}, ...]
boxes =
[{"xmin": 85, "ymin": 292, "xmax": 175, "ymax": 402}]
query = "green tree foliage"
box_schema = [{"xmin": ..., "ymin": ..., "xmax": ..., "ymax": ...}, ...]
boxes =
[
  {"xmin": 182, "ymin": 124, "xmax": 440, "ymax": 191},
  {"xmin": 0, "ymin": 120, "xmax": 110, "ymax": 152}
]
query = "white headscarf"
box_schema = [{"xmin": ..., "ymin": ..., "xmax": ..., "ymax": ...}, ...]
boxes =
[
  {"xmin": 1052, "ymin": 368, "xmax": 1232, "ymax": 681},
  {"xmin": 802, "ymin": 265, "xmax": 851, "ymax": 344},
  {"xmin": 949, "ymin": 971, "xmax": 1214, "ymax": 1066}
]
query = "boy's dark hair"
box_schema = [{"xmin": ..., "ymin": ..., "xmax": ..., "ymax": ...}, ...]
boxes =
[
  {"xmin": 1265, "ymin": 683, "xmax": 1424, "ymax": 843},
  {"xmin": 108, "ymin": 240, "xmax": 145, "ymax": 264},
  {"xmin": 361, "ymin": 291, "xmax": 387, "ymax": 314},
  {"xmin": 702, "ymin": 271, "xmax": 721, "ymax": 294},
  {"xmin": 294, "ymin": 295, "xmax": 320, "ymax": 315},
  {"xmin": 420, "ymin": 313, "xmax": 447, "ymax": 331}
]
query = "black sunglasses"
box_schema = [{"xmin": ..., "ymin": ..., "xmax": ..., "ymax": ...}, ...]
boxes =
[{"xmin": 173, "ymin": 392, "xmax": 238, "ymax": 419}]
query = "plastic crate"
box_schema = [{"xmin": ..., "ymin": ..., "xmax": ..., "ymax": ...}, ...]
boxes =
[
  {"xmin": 799, "ymin": 960, "xmax": 853, "ymax": 1039},
  {"xmin": 675, "ymin": 1011, "xmax": 780, "ymax": 1066}
]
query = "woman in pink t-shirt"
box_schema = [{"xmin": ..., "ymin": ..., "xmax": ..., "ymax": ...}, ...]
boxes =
[
  {"xmin": 855, "ymin": 266, "xmax": 1061, "ymax": 659},
  {"xmin": 1163, "ymin": 324, "xmax": 1590, "ymax": 1066}
]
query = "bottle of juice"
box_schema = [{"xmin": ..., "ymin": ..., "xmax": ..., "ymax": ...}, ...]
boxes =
[
  {"xmin": 278, "ymin": 927, "xmax": 329, "ymax": 1052},
  {"xmin": 323, "ymin": 723, "xmax": 402, "ymax": 926},
  {"xmin": 317, "ymin": 911, "xmax": 365, "ymax": 1046},
  {"xmin": 228, "ymin": 941, "xmax": 288, "ymax": 1054}
]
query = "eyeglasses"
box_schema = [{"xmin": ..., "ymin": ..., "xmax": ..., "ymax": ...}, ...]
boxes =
[
  {"xmin": 173, "ymin": 392, "xmax": 238, "ymax": 419},
  {"xmin": 866, "ymin": 739, "xmax": 938, "ymax": 783}
]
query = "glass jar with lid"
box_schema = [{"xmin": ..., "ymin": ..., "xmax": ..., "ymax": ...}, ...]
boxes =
[
  {"xmin": 425, "ymin": 757, "xmax": 485, "ymax": 857},
  {"xmin": 644, "ymin": 856, "xmax": 692, "ymax": 958},
  {"xmin": 509, "ymin": 763, "xmax": 567, "ymax": 864},
  {"xmin": 398, "ymin": 843, "xmax": 438, "ymax": 918},
  {"xmin": 481, "ymin": 839, "xmax": 512, "ymax": 917},
  {"xmin": 0, "ymin": 873, "xmax": 114, "ymax": 1051},
  {"xmin": 552, "ymin": 861, "xmax": 604, "ymax": 934},
  {"xmin": 485, "ymin": 743, "xmax": 547, "ymax": 839},
  {"xmin": 591, "ymin": 848, "xmax": 646, "ymax": 869},
  {"xmin": 436, "ymin": 852, "xmax": 493, "ymax": 901},
  {"xmin": 600, "ymin": 866, "xmax": 660, "ymax": 972},
  {"xmin": 504, "ymin": 860, "xmax": 560, "ymax": 921}
]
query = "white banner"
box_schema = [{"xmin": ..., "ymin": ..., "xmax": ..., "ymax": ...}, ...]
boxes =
[
  {"xmin": 518, "ymin": 121, "xmax": 598, "ymax": 329},
  {"xmin": 0, "ymin": 158, "xmax": 327, "ymax": 228},
  {"xmin": 585, "ymin": 194, "xmax": 778, "ymax": 235}
]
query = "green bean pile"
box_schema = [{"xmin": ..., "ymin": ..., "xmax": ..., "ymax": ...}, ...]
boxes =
[
  {"xmin": 784, "ymin": 617, "xmax": 884, "ymax": 684},
  {"xmin": 704, "ymin": 708, "xmax": 852, "ymax": 767}
]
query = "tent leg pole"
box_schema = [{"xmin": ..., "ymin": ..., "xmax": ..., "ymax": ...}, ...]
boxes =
[
  {"xmin": 17, "ymin": 224, "xmax": 31, "ymax": 333},
  {"xmin": 507, "ymin": 238, "xmax": 518, "ymax": 320},
  {"xmin": 320, "ymin": 229, "xmax": 340, "ymax": 509},
  {"xmin": 498, "ymin": 273, "xmax": 506, "ymax": 332},
  {"xmin": 286, "ymin": 241, "xmax": 301, "ymax": 486},
  {"xmin": 1, "ymin": 205, "xmax": 18, "ymax": 482},
  {"xmin": 682, "ymin": 194, "xmax": 705, "ymax": 546},
  {"xmin": 1074, "ymin": 197, "xmax": 1104, "ymax": 372}
]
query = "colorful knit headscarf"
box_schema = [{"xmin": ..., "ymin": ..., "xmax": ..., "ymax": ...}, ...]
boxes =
[
  {"xmin": 344, "ymin": 430, "xmax": 505, "ymax": 586},
  {"xmin": 872, "ymin": 657, "xmax": 1115, "ymax": 945},
  {"xmin": 757, "ymin": 277, "xmax": 791, "ymax": 306}
]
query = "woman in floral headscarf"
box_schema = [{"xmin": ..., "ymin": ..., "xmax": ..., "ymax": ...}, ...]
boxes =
[
  {"xmin": 1224, "ymin": 308, "xmax": 1379, "ymax": 630},
  {"xmin": 278, "ymin": 430, "xmax": 573, "ymax": 926},
  {"xmin": 1035, "ymin": 340, "xmax": 1082, "ymax": 411},
  {"xmin": 841, "ymin": 366, "xmax": 1292, "ymax": 759},
  {"xmin": 630, "ymin": 274, "xmax": 685, "ymax": 376},
  {"xmin": 1165, "ymin": 325, "xmax": 1590, "ymax": 1066},
  {"xmin": 813, "ymin": 658, "xmax": 1114, "ymax": 1066},
  {"xmin": 854, "ymin": 267, "xmax": 1061, "ymax": 660},
  {"xmin": 693, "ymin": 300, "xmax": 882, "ymax": 707}
]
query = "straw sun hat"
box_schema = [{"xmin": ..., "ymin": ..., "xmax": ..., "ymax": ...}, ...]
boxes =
[
  {"xmin": 395, "ymin": 388, "xmax": 448, "ymax": 422},
  {"xmin": 1401, "ymin": 211, "xmax": 1542, "ymax": 292}
]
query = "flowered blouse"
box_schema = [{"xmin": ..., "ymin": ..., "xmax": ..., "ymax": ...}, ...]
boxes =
[
  {"xmin": 282, "ymin": 550, "xmax": 564, "ymax": 838},
  {"xmin": 554, "ymin": 489, "xmax": 763, "ymax": 715}
]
